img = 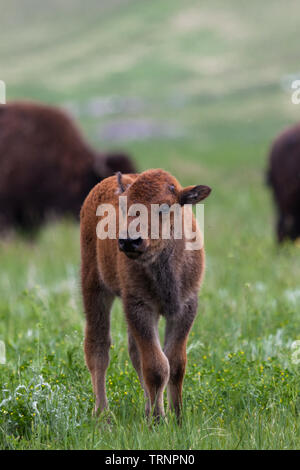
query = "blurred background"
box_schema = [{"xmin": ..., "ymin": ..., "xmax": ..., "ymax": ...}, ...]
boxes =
[
  {"xmin": 1, "ymin": 0, "xmax": 300, "ymax": 449},
  {"xmin": 2, "ymin": 0, "xmax": 300, "ymax": 232},
  {"xmin": 2, "ymin": 0, "xmax": 300, "ymax": 173}
]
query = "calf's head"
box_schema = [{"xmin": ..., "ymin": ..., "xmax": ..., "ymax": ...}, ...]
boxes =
[{"xmin": 117, "ymin": 169, "xmax": 211, "ymax": 261}]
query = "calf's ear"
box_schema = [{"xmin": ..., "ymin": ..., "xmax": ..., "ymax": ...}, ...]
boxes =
[{"xmin": 179, "ymin": 185, "xmax": 211, "ymax": 206}]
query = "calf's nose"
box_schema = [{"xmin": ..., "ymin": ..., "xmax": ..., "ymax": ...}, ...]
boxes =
[{"xmin": 118, "ymin": 237, "xmax": 143, "ymax": 252}]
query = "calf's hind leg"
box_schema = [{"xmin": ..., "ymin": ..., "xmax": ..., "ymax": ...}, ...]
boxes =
[{"xmin": 82, "ymin": 276, "xmax": 114, "ymax": 414}]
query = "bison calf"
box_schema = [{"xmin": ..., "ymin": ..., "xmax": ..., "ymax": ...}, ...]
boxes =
[
  {"xmin": 267, "ymin": 123, "xmax": 300, "ymax": 242},
  {"xmin": 0, "ymin": 101, "xmax": 135, "ymax": 233},
  {"xmin": 80, "ymin": 169, "xmax": 211, "ymax": 420}
]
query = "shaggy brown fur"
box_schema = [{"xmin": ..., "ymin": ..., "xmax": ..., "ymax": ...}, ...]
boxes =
[
  {"xmin": 0, "ymin": 101, "xmax": 136, "ymax": 233},
  {"xmin": 267, "ymin": 123, "xmax": 300, "ymax": 242},
  {"xmin": 80, "ymin": 168, "xmax": 211, "ymax": 420}
]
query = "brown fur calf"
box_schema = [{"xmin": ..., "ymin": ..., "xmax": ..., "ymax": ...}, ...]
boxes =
[
  {"xmin": 80, "ymin": 169, "xmax": 211, "ymax": 420},
  {"xmin": 267, "ymin": 123, "xmax": 300, "ymax": 242},
  {"xmin": 0, "ymin": 101, "xmax": 135, "ymax": 233}
]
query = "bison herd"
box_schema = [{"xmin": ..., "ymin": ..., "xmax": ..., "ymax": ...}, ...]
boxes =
[{"xmin": 0, "ymin": 100, "xmax": 299, "ymax": 242}]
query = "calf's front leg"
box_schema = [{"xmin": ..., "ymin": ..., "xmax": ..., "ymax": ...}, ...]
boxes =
[
  {"xmin": 164, "ymin": 295, "xmax": 198, "ymax": 419},
  {"xmin": 128, "ymin": 330, "xmax": 151, "ymax": 416},
  {"xmin": 124, "ymin": 296, "xmax": 170, "ymax": 420}
]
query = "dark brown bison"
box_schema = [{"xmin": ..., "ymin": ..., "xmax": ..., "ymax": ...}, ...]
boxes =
[
  {"xmin": 267, "ymin": 123, "xmax": 300, "ymax": 242},
  {"xmin": 80, "ymin": 168, "xmax": 211, "ymax": 420},
  {"xmin": 0, "ymin": 101, "xmax": 136, "ymax": 233}
]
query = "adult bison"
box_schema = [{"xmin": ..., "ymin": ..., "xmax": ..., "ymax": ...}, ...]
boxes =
[
  {"xmin": 0, "ymin": 101, "xmax": 136, "ymax": 233},
  {"xmin": 267, "ymin": 123, "xmax": 300, "ymax": 243}
]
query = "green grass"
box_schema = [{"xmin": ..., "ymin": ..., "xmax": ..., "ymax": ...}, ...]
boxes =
[{"xmin": 1, "ymin": 0, "xmax": 300, "ymax": 450}]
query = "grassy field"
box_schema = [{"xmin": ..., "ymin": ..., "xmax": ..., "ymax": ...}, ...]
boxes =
[{"xmin": 1, "ymin": 0, "xmax": 300, "ymax": 450}]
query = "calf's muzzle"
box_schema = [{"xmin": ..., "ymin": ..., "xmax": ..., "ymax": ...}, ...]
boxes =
[{"xmin": 118, "ymin": 237, "xmax": 143, "ymax": 255}]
